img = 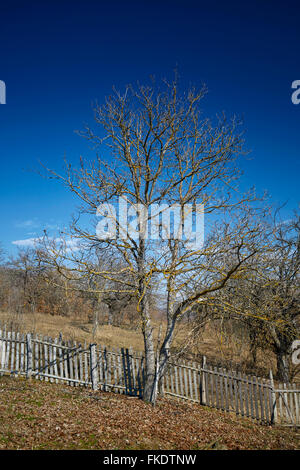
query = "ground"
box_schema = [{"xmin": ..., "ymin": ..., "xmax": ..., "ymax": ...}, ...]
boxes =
[{"xmin": 0, "ymin": 375, "xmax": 299, "ymax": 450}]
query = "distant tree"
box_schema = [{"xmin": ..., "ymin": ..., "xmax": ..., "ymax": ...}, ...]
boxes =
[
  {"xmin": 210, "ymin": 210, "xmax": 300, "ymax": 382},
  {"xmin": 0, "ymin": 243, "xmax": 5, "ymax": 265}
]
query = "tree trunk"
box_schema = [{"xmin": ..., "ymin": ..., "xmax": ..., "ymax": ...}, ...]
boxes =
[
  {"xmin": 276, "ymin": 349, "xmax": 291, "ymax": 383},
  {"xmin": 155, "ymin": 292, "xmax": 178, "ymax": 400},
  {"xmin": 271, "ymin": 326, "xmax": 293, "ymax": 383},
  {"xmin": 92, "ymin": 310, "xmax": 99, "ymax": 339},
  {"xmin": 141, "ymin": 297, "xmax": 157, "ymax": 404},
  {"xmin": 107, "ymin": 305, "xmax": 113, "ymax": 326},
  {"xmin": 249, "ymin": 328, "xmax": 257, "ymax": 368}
]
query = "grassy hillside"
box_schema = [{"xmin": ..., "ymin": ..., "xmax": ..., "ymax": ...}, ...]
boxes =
[
  {"xmin": 0, "ymin": 310, "xmax": 277, "ymax": 378},
  {"xmin": 0, "ymin": 375, "xmax": 299, "ymax": 450}
]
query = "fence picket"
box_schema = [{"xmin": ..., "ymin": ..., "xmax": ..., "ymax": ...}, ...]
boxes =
[
  {"xmin": 117, "ymin": 348, "xmax": 122, "ymax": 392},
  {"xmin": 201, "ymin": 357, "xmax": 207, "ymax": 405},
  {"xmin": 73, "ymin": 341, "xmax": 79, "ymax": 387},
  {"xmin": 84, "ymin": 341, "xmax": 88, "ymax": 385},
  {"xmin": 214, "ymin": 367, "xmax": 219, "ymax": 409},
  {"xmin": 49, "ymin": 337, "xmax": 54, "ymax": 383},
  {"xmin": 10, "ymin": 331, "xmax": 15, "ymax": 374},
  {"xmin": 294, "ymin": 384, "xmax": 299, "ymax": 424},
  {"xmin": 5, "ymin": 331, "xmax": 11, "ymax": 372},
  {"xmin": 34, "ymin": 335, "xmax": 39, "ymax": 379},
  {"xmin": 238, "ymin": 372, "xmax": 244, "ymax": 417},
  {"xmin": 219, "ymin": 367, "xmax": 224, "ymax": 410},
  {"xmin": 244, "ymin": 374, "xmax": 250, "ymax": 418},
  {"xmin": 209, "ymin": 366, "xmax": 214, "ymax": 407},
  {"xmin": 57, "ymin": 338, "xmax": 64, "ymax": 383},
  {"xmin": 233, "ymin": 372, "xmax": 239, "ymax": 416},
  {"xmin": 1, "ymin": 329, "xmax": 6, "ymax": 372},
  {"xmin": 15, "ymin": 332, "xmax": 20, "ymax": 376},
  {"xmin": 263, "ymin": 380, "xmax": 270, "ymax": 424},
  {"xmin": 90, "ymin": 343, "xmax": 98, "ymax": 391},
  {"xmin": 26, "ymin": 333, "xmax": 32, "ymax": 379}
]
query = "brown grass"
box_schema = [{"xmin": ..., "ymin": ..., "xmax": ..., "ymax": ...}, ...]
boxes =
[{"xmin": 0, "ymin": 310, "xmax": 278, "ymax": 378}]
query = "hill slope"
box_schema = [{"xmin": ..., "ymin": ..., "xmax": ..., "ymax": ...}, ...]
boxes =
[{"xmin": 0, "ymin": 375, "xmax": 299, "ymax": 450}]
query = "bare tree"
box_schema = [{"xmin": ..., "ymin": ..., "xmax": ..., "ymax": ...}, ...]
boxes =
[
  {"xmin": 0, "ymin": 243, "xmax": 5, "ymax": 265},
  {"xmin": 40, "ymin": 76, "xmax": 265, "ymax": 404},
  {"xmin": 210, "ymin": 210, "xmax": 300, "ymax": 382}
]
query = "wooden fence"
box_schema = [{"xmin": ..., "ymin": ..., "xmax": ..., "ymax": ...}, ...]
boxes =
[{"xmin": 0, "ymin": 326, "xmax": 299, "ymax": 427}]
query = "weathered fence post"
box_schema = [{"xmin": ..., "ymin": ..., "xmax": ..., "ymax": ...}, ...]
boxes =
[
  {"xmin": 26, "ymin": 333, "xmax": 32, "ymax": 379},
  {"xmin": 269, "ymin": 369, "xmax": 277, "ymax": 424},
  {"xmin": 201, "ymin": 356, "xmax": 207, "ymax": 405},
  {"xmin": 90, "ymin": 343, "xmax": 98, "ymax": 391}
]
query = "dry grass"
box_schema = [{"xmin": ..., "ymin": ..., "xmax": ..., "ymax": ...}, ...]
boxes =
[
  {"xmin": 0, "ymin": 375, "xmax": 299, "ymax": 450},
  {"xmin": 0, "ymin": 310, "xmax": 146, "ymax": 351},
  {"xmin": 0, "ymin": 310, "xmax": 277, "ymax": 377}
]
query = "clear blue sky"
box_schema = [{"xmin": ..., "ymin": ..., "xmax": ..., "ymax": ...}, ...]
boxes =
[{"xmin": 0, "ymin": 0, "xmax": 299, "ymax": 256}]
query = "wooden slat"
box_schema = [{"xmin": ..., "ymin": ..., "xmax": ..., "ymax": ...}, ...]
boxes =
[
  {"xmin": 187, "ymin": 363, "xmax": 193, "ymax": 401},
  {"xmin": 84, "ymin": 341, "xmax": 88, "ymax": 385},
  {"xmin": 283, "ymin": 383, "xmax": 289, "ymax": 423},
  {"xmin": 53, "ymin": 338, "xmax": 59, "ymax": 384},
  {"xmin": 263, "ymin": 380, "xmax": 270, "ymax": 424},
  {"xmin": 233, "ymin": 371, "xmax": 239, "ymax": 416},
  {"xmin": 90, "ymin": 343, "xmax": 98, "ymax": 391},
  {"xmin": 73, "ymin": 341, "xmax": 79, "ymax": 387},
  {"xmin": 219, "ymin": 367, "xmax": 224, "ymax": 411},
  {"xmin": 238, "ymin": 372, "xmax": 244, "ymax": 417},
  {"xmin": 63, "ymin": 340, "xmax": 69, "ymax": 383},
  {"xmin": 129, "ymin": 348, "xmax": 136, "ymax": 395},
  {"xmin": 104, "ymin": 347, "xmax": 109, "ymax": 391},
  {"xmin": 214, "ymin": 367, "xmax": 220, "ymax": 409},
  {"xmin": 111, "ymin": 348, "xmax": 116, "ymax": 392},
  {"xmin": 174, "ymin": 364, "xmax": 179, "ymax": 397},
  {"xmin": 192, "ymin": 362, "xmax": 198, "ymax": 402},
  {"xmin": 183, "ymin": 361, "xmax": 189, "ymax": 399},
  {"xmin": 121, "ymin": 348, "xmax": 128, "ymax": 393},
  {"xmin": 117, "ymin": 348, "xmax": 122, "ymax": 391},
  {"xmin": 249, "ymin": 374, "xmax": 255, "ymax": 420},
  {"xmin": 26, "ymin": 333, "xmax": 32, "ymax": 379},
  {"xmin": 269, "ymin": 370, "xmax": 277, "ymax": 424},
  {"xmin": 57, "ymin": 338, "xmax": 64, "ymax": 383},
  {"xmin": 228, "ymin": 369, "xmax": 234, "ymax": 413},
  {"xmin": 5, "ymin": 331, "xmax": 11, "ymax": 372},
  {"xmin": 223, "ymin": 368, "xmax": 229, "ymax": 412},
  {"xmin": 293, "ymin": 384, "xmax": 299, "ymax": 425},
  {"xmin": 209, "ymin": 366, "xmax": 214, "ymax": 407},
  {"xmin": 178, "ymin": 362, "xmax": 184, "ymax": 398},
  {"xmin": 48, "ymin": 337, "xmax": 54, "ymax": 383},
  {"xmin": 288, "ymin": 383, "xmax": 295, "ymax": 424},
  {"xmin": 278, "ymin": 383, "xmax": 283, "ymax": 424},
  {"xmin": 257, "ymin": 376, "xmax": 265, "ymax": 423},
  {"xmin": 15, "ymin": 332, "xmax": 20, "ymax": 376},
  {"xmin": 43, "ymin": 336, "xmax": 49, "ymax": 382},
  {"xmin": 34, "ymin": 334, "xmax": 39, "ymax": 379},
  {"xmin": 1, "ymin": 329, "xmax": 6, "ymax": 371},
  {"xmin": 10, "ymin": 331, "xmax": 15, "ymax": 374}
]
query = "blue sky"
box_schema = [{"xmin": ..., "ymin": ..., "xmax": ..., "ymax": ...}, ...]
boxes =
[{"xmin": 0, "ymin": 0, "xmax": 299, "ymax": 256}]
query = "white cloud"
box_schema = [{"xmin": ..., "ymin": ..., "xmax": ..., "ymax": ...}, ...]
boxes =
[
  {"xmin": 44, "ymin": 223, "xmax": 60, "ymax": 230},
  {"xmin": 15, "ymin": 219, "xmax": 40, "ymax": 229},
  {"xmin": 12, "ymin": 236, "xmax": 81, "ymax": 252},
  {"xmin": 12, "ymin": 237, "xmax": 42, "ymax": 247}
]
